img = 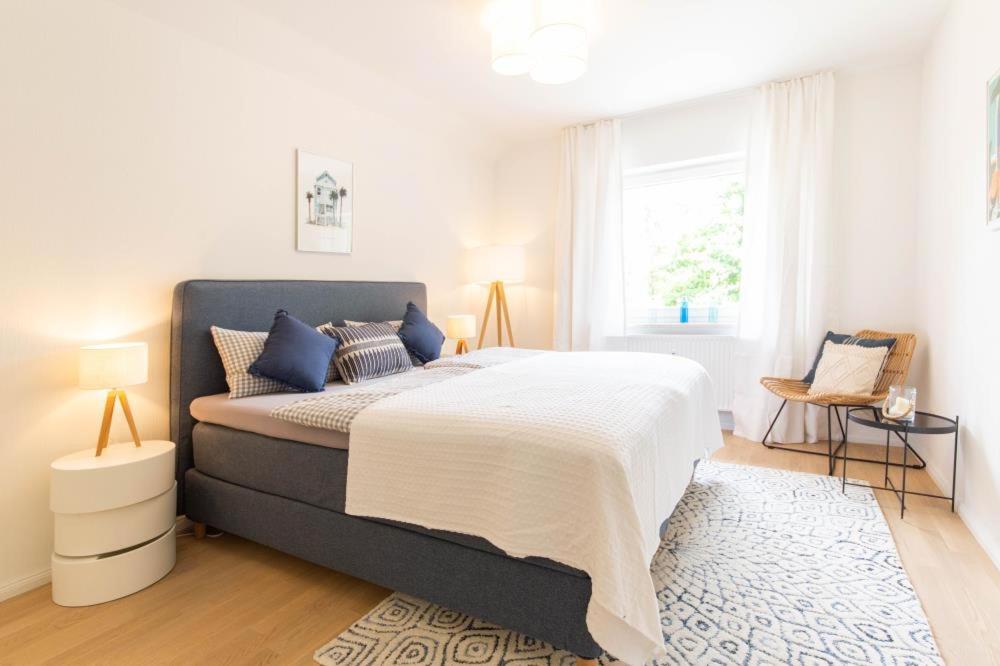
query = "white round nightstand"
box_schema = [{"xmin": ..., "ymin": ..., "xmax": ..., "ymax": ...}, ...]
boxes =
[{"xmin": 50, "ymin": 440, "xmax": 177, "ymax": 606}]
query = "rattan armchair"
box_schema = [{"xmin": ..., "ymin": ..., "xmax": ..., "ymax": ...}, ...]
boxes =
[{"xmin": 760, "ymin": 329, "xmax": 918, "ymax": 474}]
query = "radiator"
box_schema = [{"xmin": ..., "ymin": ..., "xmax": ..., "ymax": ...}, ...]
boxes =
[{"xmin": 621, "ymin": 335, "xmax": 736, "ymax": 411}]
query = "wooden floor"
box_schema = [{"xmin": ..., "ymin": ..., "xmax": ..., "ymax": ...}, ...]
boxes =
[{"xmin": 3, "ymin": 433, "xmax": 999, "ymax": 665}]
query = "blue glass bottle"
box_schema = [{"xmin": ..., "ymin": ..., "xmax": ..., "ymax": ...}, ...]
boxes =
[{"xmin": 679, "ymin": 298, "xmax": 689, "ymax": 324}]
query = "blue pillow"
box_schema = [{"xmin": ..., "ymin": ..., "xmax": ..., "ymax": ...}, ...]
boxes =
[
  {"xmin": 249, "ymin": 310, "xmax": 338, "ymax": 392},
  {"xmin": 803, "ymin": 331, "xmax": 896, "ymax": 384},
  {"xmin": 397, "ymin": 302, "xmax": 445, "ymax": 364}
]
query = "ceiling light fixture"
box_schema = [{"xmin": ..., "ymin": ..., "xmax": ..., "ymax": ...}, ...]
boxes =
[
  {"xmin": 490, "ymin": 1, "xmax": 532, "ymax": 76},
  {"xmin": 485, "ymin": 0, "xmax": 589, "ymax": 85}
]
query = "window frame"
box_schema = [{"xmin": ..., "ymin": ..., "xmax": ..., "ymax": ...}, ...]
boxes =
[{"xmin": 622, "ymin": 152, "xmax": 746, "ymax": 336}]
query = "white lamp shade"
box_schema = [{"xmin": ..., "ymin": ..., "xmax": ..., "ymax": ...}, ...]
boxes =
[
  {"xmin": 489, "ymin": 0, "xmax": 532, "ymax": 76},
  {"xmin": 491, "ymin": 25, "xmax": 531, "ymax": 76},
  {"xmin": 79, "ymin": 342, "xmax": 148, "ymax": 389},
  {"xmin": 446, "ymin": 315, "xmax": 477, "ymax": 340},
  {"xmin": 529, "ymin": 23, "xmax": 587, "ymax": 84},
  {"xmin": 534, "ymin": 0, "xmax": 588, "ymax": 29},
  {"xmin": 467, "ymin": 244, "xmax": 527, "ymax": 285}
]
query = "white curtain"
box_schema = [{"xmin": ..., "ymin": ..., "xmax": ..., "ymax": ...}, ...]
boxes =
[
  {"xmin": 732, "ymin": 72, "xmax": 836, "ymax": 443},
  {"xmin": 553, "ymin": 119, "xmax": 625, "ymax": 351}
]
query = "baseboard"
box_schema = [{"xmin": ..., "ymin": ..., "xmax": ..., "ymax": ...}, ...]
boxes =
[
  {"xmin": 1, "ymin": 517, "xmax": 191, "ymax": 605},
  {"xmin": 917, "ymin": 452, "xmax": 1000, "ymax": 573},
  {"xmin": 957, "ymin": 503, "xmax": 1000, "ymax": 574},
  {"xmin": 0, "ymin": 569, "xmax": 50, "ymax": 603}
]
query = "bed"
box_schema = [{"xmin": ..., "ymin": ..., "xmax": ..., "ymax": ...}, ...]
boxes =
[{"xmin": 170, "ymin": 279, "xmax": 720, "ymax": 664}]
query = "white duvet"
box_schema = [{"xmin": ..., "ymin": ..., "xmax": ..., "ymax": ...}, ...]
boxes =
[{"xmin": 345, "ymin": 350, "xmax": 723, "ymax": 665}]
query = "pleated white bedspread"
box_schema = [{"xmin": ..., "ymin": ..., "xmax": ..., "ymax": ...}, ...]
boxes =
[{"xmin": 346, "ymin": 351, "xmax": 723, "ymax": 665}]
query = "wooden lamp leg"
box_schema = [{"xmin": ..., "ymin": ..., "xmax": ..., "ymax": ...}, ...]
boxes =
[
  {"xmin": 496, "ymin": 281, "xmax": 502, "ymax": 346},
  {"xmin": 455, "ymin": 339, "xmax": 469, "ymax": 354},
  {"xmin": 116, "ymin": 389, "xmax": 142, "ymax": 448},
  {"xmin": 94, "ymin": 389, "xmax": 117, "ymax": 456},
  {"xmin": 476, "ymin": 280, "xmax": 517, "ymax": 349},
  {"xmin": 497, "ymin": 280, "xmax": 515, "ymax": 347},
  {"xmin": 94, "ymin": 388, "xmax": 143, "ymax": 456},
  {"xmin": 477, "ymin": 281, "xmax": 497, "ymax": 350}
]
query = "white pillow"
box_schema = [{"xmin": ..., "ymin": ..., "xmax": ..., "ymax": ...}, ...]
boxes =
[
  {"xmin": 212, "ymin": 322, "xmax": 335, "ymax": 399},
  {"xmin": 808, "ymin": 341, "xmax": 888, "ymax": 396}
]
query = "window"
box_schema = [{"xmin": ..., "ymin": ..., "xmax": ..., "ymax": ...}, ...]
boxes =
[{"xmin": 623, "ymin": 153, "xmax": 745, "ymax": 333}]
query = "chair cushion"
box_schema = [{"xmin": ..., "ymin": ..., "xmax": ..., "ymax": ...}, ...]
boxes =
[
  {"xmin": 803, "ymin": 331, "xmax": 896, "ymax": 384},
  {"xmin": 807, "ymin": 341, "xmax": 888, "ymax": 396}
]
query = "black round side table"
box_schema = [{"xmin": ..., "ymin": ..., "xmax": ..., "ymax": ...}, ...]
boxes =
[{"xmin": 844, "ymin": 408, "xmax": 959, "ymax": 518}]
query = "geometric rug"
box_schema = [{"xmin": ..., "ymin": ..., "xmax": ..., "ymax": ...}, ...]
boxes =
[{"xmin": 314, "ymin": 461, "xmax": 942, "ymax": 665}]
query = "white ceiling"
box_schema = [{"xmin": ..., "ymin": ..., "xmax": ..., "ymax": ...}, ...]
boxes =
[{"xmin": 243, "ymin": 0, "xmax": 949, "ymax": 139}]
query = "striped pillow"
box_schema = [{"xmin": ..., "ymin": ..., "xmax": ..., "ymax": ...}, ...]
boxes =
[
  {"xmin": 325, "ymin": 322, "xmax": 413, "ymax": 384},
  {"xmin": 212, "ymin": 322, "xmax": 336, "ymax": 398},
  {"xmin": 344, "ymin": 319, "xmax": 422, "ymax": 366},
  {"xmin": 344, "ymin": 319, "xmax": 403, "ymax": 331}
]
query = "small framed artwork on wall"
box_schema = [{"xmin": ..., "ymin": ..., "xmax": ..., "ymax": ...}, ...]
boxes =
[
  {"xmin": 988, "ymin": 69, "xmax": 1000, "ymax": 229},
  {"xmin": 297, "ymin": 149, "xmax": 354, "ymax": 253}
]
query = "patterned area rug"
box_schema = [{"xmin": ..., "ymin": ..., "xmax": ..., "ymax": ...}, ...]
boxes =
[{"xmin": 314, "ymin": 461, "xmax": 942, "ymax": 665}]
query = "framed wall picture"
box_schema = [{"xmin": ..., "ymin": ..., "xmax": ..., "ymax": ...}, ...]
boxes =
[
  {"xmin": 988, "ymin": 69, "xmax": 1000, "ymax": 229},
  {"xmin": 297, "ymin": 149, "xmax": 354, "ymax": 253}
]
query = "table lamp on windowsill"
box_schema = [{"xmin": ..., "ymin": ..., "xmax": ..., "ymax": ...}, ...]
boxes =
[
  {"xmin": 467, "ymin": 244, "xmax": 525, "ymax": 349},
  {"xmin": 79, "ymin": 342, "xmax": 148, "ymax": 456},
  {"xmin": 446, "ymin": 315, "xmax": 476, "ymax": 355}
]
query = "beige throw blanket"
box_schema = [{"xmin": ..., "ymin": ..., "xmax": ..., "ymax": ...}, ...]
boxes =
[{"xmin": 346, "ymin": 350, "xmax": 723, "ymax": 664}]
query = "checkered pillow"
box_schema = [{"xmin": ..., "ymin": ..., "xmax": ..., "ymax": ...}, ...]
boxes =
[
  {"xmin": 324, "ymin": 322, "xmax": 413, "ymax": 385},
  {"xmin": 212, "ymin": 322, "xmax": 337, "ymax": 398}
]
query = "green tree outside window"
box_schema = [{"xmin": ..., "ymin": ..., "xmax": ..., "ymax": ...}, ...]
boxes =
[{"xmin": 648, "ymin": 180, "xmax": 744, "ymax": 307}]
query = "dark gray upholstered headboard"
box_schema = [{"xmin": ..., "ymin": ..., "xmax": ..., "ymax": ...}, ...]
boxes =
[{"xmin": 169, "ymin": 280, "xmax": 426, "ymax": 514}]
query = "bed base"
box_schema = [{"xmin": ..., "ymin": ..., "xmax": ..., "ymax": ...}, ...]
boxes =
[{"xmin": 184, "ymin": 469, "xmax": 603, "ymax": 660}]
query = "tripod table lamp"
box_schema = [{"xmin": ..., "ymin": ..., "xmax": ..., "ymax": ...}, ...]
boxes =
[
  {"xmin": 79, "ymin": 342, "xmax": 148, "ymax": 456},
  {"xmin": 446, "ymin": 315, "xmax": 477, "ymax": 355},
  {"xmin": 468, "ymin": 244, "xmax": 525, "ymax": 349}
]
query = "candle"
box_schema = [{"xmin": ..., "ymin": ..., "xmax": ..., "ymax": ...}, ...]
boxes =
[{"xmin": 889, "ymin": 397, "xmax": 911, "ymax": 417}]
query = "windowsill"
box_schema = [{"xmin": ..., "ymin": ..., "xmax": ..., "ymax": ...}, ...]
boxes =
[{"xmin": 626, "ymin": 323, "xmax": 737, "ymax": 336}]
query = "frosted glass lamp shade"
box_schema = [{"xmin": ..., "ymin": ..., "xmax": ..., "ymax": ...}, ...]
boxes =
[
  {"xmin": 492, "ymin": 28, "xmax": 531, "ymax": 76},
  {"xmin": 79, "ymin": 343, "xmax": 148, "ymax": 389},
  {"xmin": 446, "ymin": 315, "xmax": 477, "ymax": 340},
  {"xmin": 529, "ymin": 23, "xmax": 587, "ymax": 84},
  {"xmin": 531, "ymin": 22, "xmax": 587, "ymax": 54},
  {"xmin": 467, "ymin": 245, "xmax": 526, "ymax": 285},
  {"xmin": 489, "ymin": 0, "xmax": 532, "ymax": 76}
]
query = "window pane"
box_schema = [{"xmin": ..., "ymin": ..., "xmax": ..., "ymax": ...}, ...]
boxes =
[{"xmin": 623, "ymin": 165, "xmax": 744, "ymax": 328}]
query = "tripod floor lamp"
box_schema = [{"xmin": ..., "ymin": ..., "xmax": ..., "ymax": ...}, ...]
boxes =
[{"xmin": 468, "ymin": 244, "xmax": 525, "ymax": 349}]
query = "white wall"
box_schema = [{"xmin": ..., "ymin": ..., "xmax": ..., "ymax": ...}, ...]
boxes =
[
  {"xmin": 832, "ymin": 64, "xmax": 923, "ymax": 332},
  {"xmin": 621, "ymin": 92, "xmax": 753, "ymax": 170},
  {"xmin": 491, "ymin": 138, "xmax": 561, "ymax": 351},
  {"xmin": 911, "ymin": 0, "xmax": 1000, "ymax": 568},
  {"xmin": 0, "ymin": 0, "xmax": 496, "ymax": 597}
]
